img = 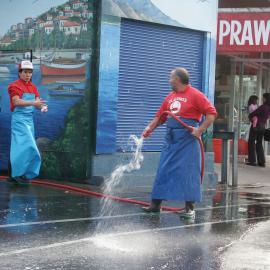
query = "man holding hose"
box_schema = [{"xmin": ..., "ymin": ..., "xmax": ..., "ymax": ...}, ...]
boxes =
[{"xmin": 142, "ymin": 67, "xmax": 217, "ymax": 218}]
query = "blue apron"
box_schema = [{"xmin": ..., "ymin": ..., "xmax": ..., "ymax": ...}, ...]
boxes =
[
  {"xmin": 10, "ymin": 93, "xmax": 41, "ymax": 180},
  {"xmin": 151, "ymin": 117, "xmax": 201, "ymax": 202}
]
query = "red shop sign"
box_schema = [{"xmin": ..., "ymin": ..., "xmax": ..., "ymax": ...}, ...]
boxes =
[{"xmin": 217, "ymin": 13, "xmax": 270, "ymax": 52}]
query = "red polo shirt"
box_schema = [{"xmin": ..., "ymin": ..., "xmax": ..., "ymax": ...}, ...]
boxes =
[
  {"xmin": 8, "ymin": 79, "xmax": 40, "ymax": 111},
  {"xmin": 156, "ymin": 85, "xmax": 217, "ymax": 123}
]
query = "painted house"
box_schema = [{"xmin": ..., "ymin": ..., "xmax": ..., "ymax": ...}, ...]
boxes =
[
  {"xmin": 73, "ymin": 11, "xmax": 82, "ymax": 17},
  {"xmin": 82, "ymin": 10, "xmax": 92, "ymax": 19},
  {"xmin": 44, "ymin": 23, "xmax": 54, "ymax": 35},
  {"xmin": 25, "ymin": 17, "xmax": 33, "ymax": 25},
  {"xmin": 81, "ymin": 20, "xmax": 88, "ymax": 31},
  {"xmin": 17, "ymin": 23, "xmax": 24, "ymax": 30},
  {"xmin": 58, "ymin": 10, "xmax": 64, "ymax": 16},
  {"xmin": 46, "ymin": 14, "xmax": 53, "ymax": 21},
  {"xmin": 28, "ymin": 28, "xmax": 35, "ymax": 37},
  {"xmin": 82, "ymin": 4, "xmax": 88, "ymax": 10},
  {"xmin": 55, "ymin": 16, "xmax": 69, "ymax": 27},
  {"xmin": 64, "ymin": 4, "xmax": 71, "ymax": 11},
  {"xmin": 0, "ymin": 36, "xmax": 12, "ymax": 47},
  {"xmin": 72, "ymin": 1, "xmax": 84, "ymax": 10},
  {"xmin": 10, "ymin": 25, "xmax": 17, "ymax": 32},
  {"xmin": 37, "ymin": 19, "xmax": 46, "ymax": 28},
  {"xmin": 65, "ymin": 10, "xmax": 74, "ymax": 17},
  {"xmin": 61, "ymin": 21, "xmax": 81, "ymax": 35}
]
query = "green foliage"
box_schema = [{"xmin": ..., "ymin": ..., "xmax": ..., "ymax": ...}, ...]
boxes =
[
  {"xmin": 3, "ymin": 20, "xmax": 93, "ymax": 50},
  {"xmin": 40, "ymin": 79, "xmax": 91, "ymax": 180},
  {"xmin": 40, "ymin": 152, "xmax": 61, "ymax": 178},
  {"xmin": 69, "ymin": 16, "xmax": 82, "ymax": 23}
]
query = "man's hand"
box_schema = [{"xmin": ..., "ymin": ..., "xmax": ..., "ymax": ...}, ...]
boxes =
[
  {"xmin": 33, "ymin": 99, "xmax": 45, "ymax": 109},
  {"xmin": 191, "ymin": 127, "xmax": 203, "ymax": 139},
  {"xmin": 142, "ymin": 126, "xmax": 152, "ymax": 138}
]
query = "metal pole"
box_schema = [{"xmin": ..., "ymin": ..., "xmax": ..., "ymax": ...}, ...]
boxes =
[
  {"xmin": 221, "ymin": 139, "xmax": 228, "ymax": 184},
  {"xmin": 229, "ymin": 61, "xmax": 236, "ymax": 131},
  {"xmin": 232, "ymin": 127, "xmax": 238, "ymax": 187}
]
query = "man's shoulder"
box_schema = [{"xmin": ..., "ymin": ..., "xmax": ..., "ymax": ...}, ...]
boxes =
[
  {"xmin": 188, "ymin": 85, "xmax": 202, "ymax": 93},
  {"xmin": 8, "ymin": 79, "xmax": 21, "ymax": 89},
  {"xmin": 164, "ymin": 91, "xmax": 175, "ymax": 100},
  {"xmin": 188, "ymin": 86, "xmax": 206, "ymax": 98}
]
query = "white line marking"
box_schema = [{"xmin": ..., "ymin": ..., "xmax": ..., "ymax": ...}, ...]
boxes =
[
  {"xmin": 0, "ymin": 215, "xmax": 269, "ymax": 257},
  {"xmin": 0, "ymin": 202, "xmax": 269, "ymax": 228}
]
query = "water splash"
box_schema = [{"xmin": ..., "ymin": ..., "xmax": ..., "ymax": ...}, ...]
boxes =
[{"xmin": 96, "ymin": 135, "xmax": 144, "ymax": 231}]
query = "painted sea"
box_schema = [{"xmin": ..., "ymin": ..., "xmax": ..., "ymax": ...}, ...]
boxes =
[{"xmin": 0, "ymin": 59, "xmax": 90, "ymax": 171}]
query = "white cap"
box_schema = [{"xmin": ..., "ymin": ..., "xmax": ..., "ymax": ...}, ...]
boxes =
[{"xmin": 19, "ymin": 60, "xmax": 33, "ymax": 70}]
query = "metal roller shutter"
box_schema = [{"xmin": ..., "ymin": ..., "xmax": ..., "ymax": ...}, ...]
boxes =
[{"xmin": 117, "ymin": 19, "xmax": 205, "ymax": 151}]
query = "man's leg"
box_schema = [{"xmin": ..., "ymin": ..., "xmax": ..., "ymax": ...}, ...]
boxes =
[
  {"xmin": 256, "ymin": 131, "xmax": 265, "ymax": 166},
  {"xmin": 142, "ymin": 199, "xmax": 162, "ymax": 213},
  {"xmin": 247, "ymin": 126, "xmax": 257, "ymax": 164},
  {"xmin": 185, "ymin": 201, "xmax": 195, "ymax": 211},
  {"xmin": 179, "ymin": 201, "xmax": 195, "ymax": 219}
]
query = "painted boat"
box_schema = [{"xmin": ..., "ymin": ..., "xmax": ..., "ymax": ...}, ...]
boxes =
[
  {"xmin": 41, "ymin": 58, "xmax": 86, "ymax": 76},
  {"xmin": 48, "ymin": 89, "xmax": 84, "ymax": 97},
  {"xmin": 41, "ymin": 75, "xmax": 85, "ymax": 85},
  {"xmin": 0, "ymin": 66, "xmax": 9, "ymax": 73},
  {"xmin": 48, "ymin": 84, "xmax": 85, "ymax": 97}
]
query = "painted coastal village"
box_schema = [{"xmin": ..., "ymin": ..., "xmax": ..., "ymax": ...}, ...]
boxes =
[
  {"xmin": 0, "ymin": 0, "xmax": 93, "ymax": 78},
  {"xmin": 0, "ymin": 0, "xmax": 92, "ymax": 49}
]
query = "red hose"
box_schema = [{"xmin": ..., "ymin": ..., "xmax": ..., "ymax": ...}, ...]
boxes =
[
  {"xmin": 0, "ymin": 177, "xmax": 184, "ymax": 212},
  {"xmin": 159, "ymin": 111, "xmax": 205, "ymax": 183},
  {"xmin": 1, "ymin": 113, "xmax": 204, "ymax": 212}
]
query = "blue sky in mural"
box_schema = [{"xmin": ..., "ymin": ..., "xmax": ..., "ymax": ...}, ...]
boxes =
[
  {"xmin": 0, "ymin": 0, "xmax": 67, "ymax": 36},
  {"xmin": 151, "ymin": 0, "xmax": 218, "ymax": 32}
]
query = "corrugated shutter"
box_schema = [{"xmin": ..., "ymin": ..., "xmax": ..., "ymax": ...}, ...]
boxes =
[{"xmin": 117, "ymin": 19, "xmax": 205, "ymax": 151}]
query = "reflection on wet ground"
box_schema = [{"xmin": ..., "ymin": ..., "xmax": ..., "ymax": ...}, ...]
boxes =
[{"xmin": 0, "ymin": 179, "xmax": 270, "ymax": 270}]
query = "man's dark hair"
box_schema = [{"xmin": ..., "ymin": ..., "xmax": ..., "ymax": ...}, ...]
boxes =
[
  {"xmin": 263, "ymin": 93, "xmax": 270, "ymax": 106},
  {"xmin": 174, "ymin": 67, "xmax": 189, "ymax": 84}
]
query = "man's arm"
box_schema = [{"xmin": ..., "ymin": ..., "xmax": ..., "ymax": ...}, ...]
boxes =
[
  {"xmin": 192, "ymin": 114, "xmax": 216, "ymax": 139},
  {"xmin": 249, "ymin": 105, "xmax": 263, "ymax": 119},
  {"xmin": 142, "ymin": 117, "xmax": 162, "ymax": 137},
  {"xmin": 12, "ymin": 96, "xmax": 44, "ymax": 109}
]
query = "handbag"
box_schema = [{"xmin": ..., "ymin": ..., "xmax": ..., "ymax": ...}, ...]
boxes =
[{"xmin": 264, "ymin": 128, "xmax": 270, "ymax": 141}]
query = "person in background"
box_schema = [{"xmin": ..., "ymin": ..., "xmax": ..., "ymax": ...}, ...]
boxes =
[
  {"xmin": 7, "ymin": 60, "xmax": 46, "ymax": 185},
  {"xmin": 248, "ymin": 95, "xmax": 258, "ymax": 128},
  {"xmin": 142, "ymin": 67, "xmax": 217, "ymax": 219},
  {"xmin": 247, "ymin": 93, "xmax": 270, "ymax": 167}
]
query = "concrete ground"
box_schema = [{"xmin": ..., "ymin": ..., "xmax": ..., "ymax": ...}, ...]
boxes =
[{"xmin": 0, "ymin": 161, "xmax": 270, "ymax": 270}]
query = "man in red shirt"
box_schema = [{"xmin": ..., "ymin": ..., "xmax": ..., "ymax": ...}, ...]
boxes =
[
  {"xmin": 7, "ymin": 60, "xmax": 46, "ymax": 185},
  {"xmin": 142, "ymin": 67, "xmax": 217, "ymax": 218}
]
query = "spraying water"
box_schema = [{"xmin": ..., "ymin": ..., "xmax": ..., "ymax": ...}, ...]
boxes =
[{"xmin": 99, "ymin": 135, "xmax": 144, "ymax": 217}]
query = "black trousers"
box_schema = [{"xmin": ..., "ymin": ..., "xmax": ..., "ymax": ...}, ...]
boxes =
[{"xmin": 248, "ymin": 125, "xmax": 265, "ymax": 165}]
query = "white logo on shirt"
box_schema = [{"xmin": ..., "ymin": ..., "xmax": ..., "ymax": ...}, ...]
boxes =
[{"xmin": 170, "ymin": 100, "xmax": 181, "ymax": 114}]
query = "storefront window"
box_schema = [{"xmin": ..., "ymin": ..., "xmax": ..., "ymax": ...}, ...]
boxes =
[
  {"xmin": 215, "ymin": 55, "xmax": 260, "ymax": 140},
  {"xmin": 214, "ymin": 55, "xmax": 234, "ymax": 132}
]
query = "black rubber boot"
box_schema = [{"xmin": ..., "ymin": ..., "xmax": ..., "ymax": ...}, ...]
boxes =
[
  {"xmin": 142, "ymin": 199, "xmax": 162, "ymax": 213},
  {"xmin": 6, "ymin": 177, "xmax": 19, "ymax": 185},
  {"xmin": 14, "ymin": 176, "xmax": 30, "ymax": 186},
  {"xmin": 185, "ymin": 201, "xmax": 195, "ymax": 211}
]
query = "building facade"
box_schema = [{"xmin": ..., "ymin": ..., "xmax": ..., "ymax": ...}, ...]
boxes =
[
  {"xmin": 215, "ymin": 1, "xmax": 270, "ymax": 155},
  {"xmin": 0, "ymin": 0, "xmax": 219, "ymax": 184}
]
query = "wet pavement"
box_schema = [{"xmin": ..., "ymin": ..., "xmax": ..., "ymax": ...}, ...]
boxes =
[{"xmin": 0, "ymin": 179, "xmax": 270, "ymax": 270}]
